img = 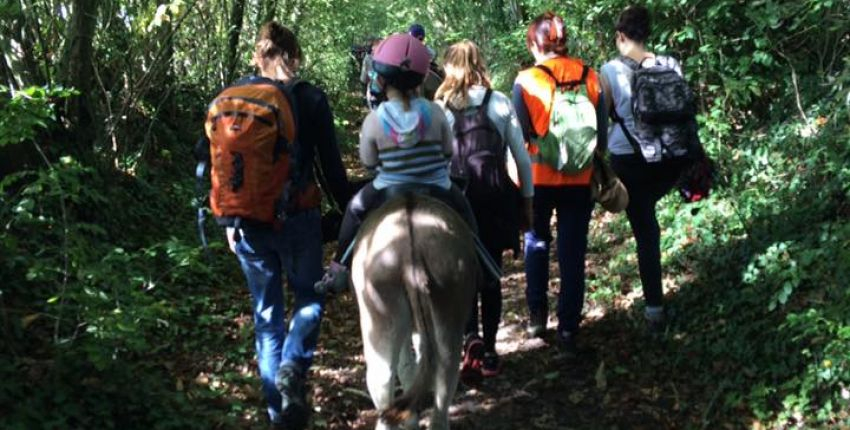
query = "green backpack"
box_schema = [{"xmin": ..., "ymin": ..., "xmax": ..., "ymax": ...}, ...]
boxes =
[{"xmin": 533, "ymin": 64, "xmax": 597, "ymax": 174}]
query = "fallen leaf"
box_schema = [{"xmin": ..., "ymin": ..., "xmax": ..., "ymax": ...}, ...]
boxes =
[{"xmin": 21, "ymin": 313, "xmax": 40, "ymax": 329}]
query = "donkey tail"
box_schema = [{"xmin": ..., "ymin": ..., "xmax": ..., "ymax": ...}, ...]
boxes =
[{"xmin": 381, "ymin": 194, "xmax": 437, "ymax": 425}]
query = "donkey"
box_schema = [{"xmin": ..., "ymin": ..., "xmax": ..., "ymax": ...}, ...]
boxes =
[{"xmin": 350, "ymin": 193, "xmax": 480, "ymax": 430}]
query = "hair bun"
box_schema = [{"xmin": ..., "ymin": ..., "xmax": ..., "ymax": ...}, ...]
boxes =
[{"xmin": 255, "ymin": 21, "xmax": 301, "ymax": 62}]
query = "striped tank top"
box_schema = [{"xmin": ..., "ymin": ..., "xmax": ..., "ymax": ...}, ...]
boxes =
[{"xmin": 372, "ymin": 99, "xmax": 451, "ymax": 190}]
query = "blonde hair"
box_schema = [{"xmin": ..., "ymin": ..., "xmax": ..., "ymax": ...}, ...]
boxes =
[{"xmin": 434, "ymin": 40, "xmax": 491, "ymax": 110}]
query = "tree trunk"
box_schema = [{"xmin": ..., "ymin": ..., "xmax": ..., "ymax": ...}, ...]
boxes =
[
  {"xmin": 1, "ymin": 52, "xmax": 19, "ymax": 90},
  {"xmin": 6, "ymin": 7, "xmax": 44, "ymax": 86},
  {"xmin": 225, "ymin": 0, "xmax": 246, "ymax": 84},
  {"xmin": 60, "ymin": 0, "xmax": 98, "ymax": 152},
  {"xmin": 505, "ymin": 0, "xmax": 525, "ymax": 25},
  {"xmin": 258, "ymin": 0, "xmax": 279, "ymax": 26}
]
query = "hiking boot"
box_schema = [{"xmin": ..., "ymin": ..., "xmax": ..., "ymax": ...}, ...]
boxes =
[
  {"xmin": 558, "ymin": 330, "xmax": 578, "ymax": 358},
  {"xmin": 460, "ymin": 335, "xmax": 484, "ymax": 387},
  {"xmin": 481, "ymin": 352, "xmax": 501, "ymax": 377},
  {"xmin": 275, "ymin": 365, "xmax": 309, "ymax": 430},
  {"xmin": 526, "ymin": 309, "xmax": 546, "ymax": 338},
  {"xmin": 313, "ymin": 261, "xmax": 349, "ymax": 295}
]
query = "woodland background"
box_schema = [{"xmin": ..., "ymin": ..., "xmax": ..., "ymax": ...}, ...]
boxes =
[{"xmin": 1, "ymin": 0, "xmax": 848, "ymax": 428}]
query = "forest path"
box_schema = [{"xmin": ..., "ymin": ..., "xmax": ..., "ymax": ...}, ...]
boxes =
[{"xmin": 289, "ymin": 214, "xmax": 713, "ymax": 429}]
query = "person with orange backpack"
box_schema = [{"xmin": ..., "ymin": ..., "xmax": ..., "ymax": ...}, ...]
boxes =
[
  {"xmin": 194, "ymin": 22, "xmax": 352, "ymax": 430},
  {"xmin": 512, "ymin": 12, "xmax": 608, "ymax": 356},
  {"xmin": 434, "ymin": 40, "xmax": 534, "ymax": 379}
]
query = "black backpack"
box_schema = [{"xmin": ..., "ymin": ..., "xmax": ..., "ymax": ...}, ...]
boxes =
[
  {"xmin": 449, "ymin": 90, "xmax": 520, "ymax": 248},
  {"xmin": 613, "ymin": 56, "xmax": 701, "ymax": 163}
]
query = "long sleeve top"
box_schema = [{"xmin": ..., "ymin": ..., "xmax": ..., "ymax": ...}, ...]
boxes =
[{"xmin": 439, "ymin": 85, "xmax": 534, "ymax": 198}]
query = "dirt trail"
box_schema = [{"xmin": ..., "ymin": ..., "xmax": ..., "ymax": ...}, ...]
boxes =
[{"xmin": 298, "ymin": 216, "xmax": 707, "ymax": 430}]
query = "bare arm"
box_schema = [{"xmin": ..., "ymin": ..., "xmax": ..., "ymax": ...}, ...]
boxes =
[
  {"xmin": 599, "ymin": 72, "xmax": 614, "ymax": 119},
  {"xmin": 359, "ymin": 113, "xmax": 379, "ymax": 170}
]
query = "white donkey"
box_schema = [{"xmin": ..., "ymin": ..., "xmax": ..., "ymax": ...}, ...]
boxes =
[{"xmin": 350, "ymin": 193, "xmax": 480, "ymax": 430}]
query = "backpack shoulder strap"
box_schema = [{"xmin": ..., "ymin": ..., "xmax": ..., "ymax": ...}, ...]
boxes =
[
  {"xmin": 535, "ymin": 63, "xmax": 587, "ymax": 89},
  {"xmin": 450, "ymin": 90, "xmax": 499, "ymax": 139},
  {"xmin": 617, "ymin": 56, "xmax": 640, "ymax": 70},
  {"xmin": 534, "ymin": 64, "xmax": 558, "ymax": 84},
  {"xmin": 579, "ymin": 65, "xmax": 589, "ymax": 82},
  {"xmin": 610, "ymin": 104, "xmax": 644, "ymax": 157},
  {"xmin": 480, "ymin": 88, "xmax": 493, "ymax": 110},
  {"xmin": 473, "ymin": 88, "xmax": 495, "ymax": 119}
]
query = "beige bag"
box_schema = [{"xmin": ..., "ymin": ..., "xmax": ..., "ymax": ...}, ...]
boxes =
[{"xmin": 590, "ymin": 152, "xmax": 629, "ymax": 213}]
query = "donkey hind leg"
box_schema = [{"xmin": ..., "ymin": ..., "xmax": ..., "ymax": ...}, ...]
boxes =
[
  {"xmin": 364, "ymin": 299, "xmax": 412, "ymax": 430},
  {"xmin": 428, "ymin": 316, "xmax": 465, "ymax": 430},
  {"xmin": 395, "ymin": 334, "xmax": 420, "ymax": 429},
  {"xmin": 396, "ymin": 332, "xmax": 420, "ymax": 389}
]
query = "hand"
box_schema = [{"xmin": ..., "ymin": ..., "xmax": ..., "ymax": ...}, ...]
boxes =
[{"xmin": 521, "ymin": 197, "xmax": 534, "ymax": 232}]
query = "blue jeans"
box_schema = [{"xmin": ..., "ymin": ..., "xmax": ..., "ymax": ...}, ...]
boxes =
[
  {"xmin": 524, "ymin": 186, "xmax": 593, "ymax": 334},
  {"xmin": 232, "ymin": 209, "xmax": 324, "ymax": 423}
]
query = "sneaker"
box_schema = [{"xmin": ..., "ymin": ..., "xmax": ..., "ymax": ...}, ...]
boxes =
[
  {"xmin": 313, "ymin": 261, "xmax": 349, "ymax": 295},
  {"xmin": 481, "ymin": 352, "xmax": 501, "ymax": 377},
  {"xmin": 275, "ymin": 365, "xmax": 309, "ymax": 430},
  {"xmin": 526, "ymin": 309, "xmax": 546, "ymax": 338},
  {"xmin": 460, "ymin": 335, "xmax": 484, "ymax": 387},
  {"xmin": 558, "ymin": 330, "xmax": 578, "ymax": 358}
]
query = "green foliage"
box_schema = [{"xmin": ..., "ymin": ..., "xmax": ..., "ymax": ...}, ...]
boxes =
[
  {"xmin": 1, "ymin": 0, "xmax": 849, "ymax": 427},
  {"xmin": 0, "ymin": 87, "xmax": 76, "ymax": 148},
  {"xmin": 0, "ymin": 150, "xmax": 241, "ymax": 428}
]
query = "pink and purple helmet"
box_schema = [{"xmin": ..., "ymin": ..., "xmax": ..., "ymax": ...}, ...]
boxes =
[{"xmin": 372, "ymin": 33, "xmax": 430, "ymax": 91}]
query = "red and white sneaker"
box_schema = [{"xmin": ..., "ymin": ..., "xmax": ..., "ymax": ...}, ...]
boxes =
[
  {"xmin": 481, "ymin": 352, "xmax": 501, "ymax": 377},
  {"xmin": 460, "ymin": 335, "xmax": 484, "ymax": 387}
]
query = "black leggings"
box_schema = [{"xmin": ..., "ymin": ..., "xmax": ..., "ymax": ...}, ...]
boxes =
[
  {"xmin": 610, "ymin": 156, "xmax": 684, "ymax": 308},
  {"xmin": 465, "ymin": 237, "xmax": 502, "ymax": 353},
  {"xmin": 334, "ymin": 182, "xmax": 478, "ymax": 262}
]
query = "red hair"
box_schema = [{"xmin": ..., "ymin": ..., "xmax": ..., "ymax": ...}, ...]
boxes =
[{"xmin": 526, "ymin": 11, "xmax": 567, "ymax": 56}]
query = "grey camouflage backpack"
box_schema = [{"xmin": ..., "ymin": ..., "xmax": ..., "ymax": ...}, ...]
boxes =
[{"xmin": 613, "ymin": 56, "xmax": 700, "ymax": 163}]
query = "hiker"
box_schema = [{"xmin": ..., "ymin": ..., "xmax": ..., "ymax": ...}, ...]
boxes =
[
  {"xmin": 408, "ymin": 23, "xmax": 436, "ymax": 61},
  {"xmin": 512, "ymin": 12, "xmax": 608, "ymax": 355},
  {"xmin": 409, "ymin": 23, "xmax": 444, "ymax": 100},
  {"xmin": 434, "ymin": 40, "xmax": 534, "ymax": 378},
  {"xmin": 360, "ymin": 37, "xmax": 383, "ymax": 110},
  {"xmin": 598, "ymin": 5, "xmax": 695, "ymax": 332},
  {"xmin": 314, "ymin": 32, "xmax": 478, "ymax": 294},
  {"xmin": 195, "ymin": 22, "xmax": 352, "ymax": 430}
]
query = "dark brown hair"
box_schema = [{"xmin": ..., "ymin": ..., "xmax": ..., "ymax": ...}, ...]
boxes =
[
  {"xmin": 254, "ymin": 22, "xmax": 301, "ymax": 63},
  {"xmin": 615, "ymin": 6, "xmax": 651, "ymax": 44},
  {"xmin": 526, "ymin": 11, "xmax": 567, "ymax": 56}
]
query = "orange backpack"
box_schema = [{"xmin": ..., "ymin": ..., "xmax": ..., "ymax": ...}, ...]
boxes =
[{"xmin": 203, "ymin": 76, "xmax": 301, "ymax": 226}]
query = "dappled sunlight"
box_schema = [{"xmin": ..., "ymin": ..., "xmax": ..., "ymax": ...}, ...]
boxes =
[{"xmin": 3, "ymin": 0, "xmax": 847, "ymax": 428}]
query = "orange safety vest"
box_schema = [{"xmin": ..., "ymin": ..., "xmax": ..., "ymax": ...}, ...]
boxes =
[{"xmin": 515, "ymin": 56, "xmax": 601, "ymax": 186}]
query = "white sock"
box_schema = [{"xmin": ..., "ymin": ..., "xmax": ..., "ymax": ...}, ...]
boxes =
[{"xmin": 645, "ymin": 306, "xmax": 664, "ymax": 322}]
